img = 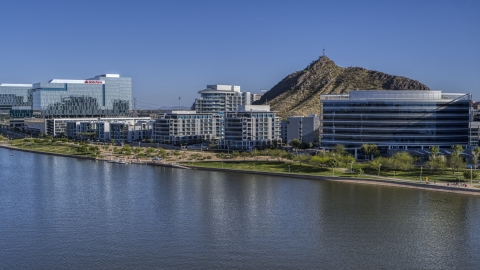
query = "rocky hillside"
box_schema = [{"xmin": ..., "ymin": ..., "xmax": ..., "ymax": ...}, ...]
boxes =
[{"xmin": 254, "ymin": 56, "xmax": 430, "ymax": 119}]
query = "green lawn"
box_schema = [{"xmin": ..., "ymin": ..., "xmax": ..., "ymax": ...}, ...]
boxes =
[
  {"xmin": 186, "ymin": 161, "xmax": 372, "ymax": 178},
  {"xmin": 186, "ymin": 160, "xmax": 480, "ymax": 187},
  {"xmin": 6, "ymin": 139, "xmax": 99, "ymax": 158}
]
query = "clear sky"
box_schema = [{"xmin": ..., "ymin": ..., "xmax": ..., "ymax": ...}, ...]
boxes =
[{"xmin": 0, "ymin": 0, "xmax": 478, "ymax": 109}]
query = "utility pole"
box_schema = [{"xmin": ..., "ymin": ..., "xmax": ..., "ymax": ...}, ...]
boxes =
[{"xmin": 133, "ymin": 97, "xmax": 137, "ymax": 117}]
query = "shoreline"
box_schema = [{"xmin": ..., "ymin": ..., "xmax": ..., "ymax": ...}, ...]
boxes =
[
  {"xmin": 2, "ymin": 144, "xmax": 480, "ymax": 197},
  {"xmin": 189, "ymin": 166, "xmax": 480, "ymax": 197}
]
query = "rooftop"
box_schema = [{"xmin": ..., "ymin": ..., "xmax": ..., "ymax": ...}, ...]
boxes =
[{"xmin": 320, "ymin": 90, "xmax": 470, "ymax": 101}]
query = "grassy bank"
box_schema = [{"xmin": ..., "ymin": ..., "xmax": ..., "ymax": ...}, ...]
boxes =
[
  {"xmin": 3, "ymin": 139, "xmax": 99, "ymax": 158},
  {"xmin": 186, "ymin": 161, "xmax": 480, "ymax": 187}
]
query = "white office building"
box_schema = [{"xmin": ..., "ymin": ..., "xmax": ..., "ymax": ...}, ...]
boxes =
[{"xmin": 24, "ymin": 117, "xmax": 151, "ymax": 140}]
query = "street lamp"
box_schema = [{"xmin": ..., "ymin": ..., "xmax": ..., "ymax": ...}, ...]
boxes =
[
  {"xmin": 471, "ymin": 165, "xmax": 473, "ymax": 187},
  {"xmin": 333, "ymin": 154, "xmax": 336, "ymax": 177},
  {"xmin": 378, "ymin": 163, "xmax": 382, "ymax": 177}
]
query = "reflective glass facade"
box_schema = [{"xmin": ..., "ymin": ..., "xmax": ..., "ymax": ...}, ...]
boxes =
[
  {"xmin": 320, "ymin": 91, "xmax": 471, "ymax": 149},
  {"xmin": 0, "ymin": 84, "xmax": 32, "ymax": 110},
  {"xmin": 32, "ymin": 74, "xmax": 131, "ymax": 117}
]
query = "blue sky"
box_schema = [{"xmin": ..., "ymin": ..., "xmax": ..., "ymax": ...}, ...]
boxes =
[{"xmin": 0, "ymin": 0, "xmax": 478, "ymax": 109}]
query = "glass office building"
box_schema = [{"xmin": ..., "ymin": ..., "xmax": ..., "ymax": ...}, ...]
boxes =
[
  {"xmin": 32, "ymin": 74, "xmax": 131, "ymax": 117},
  {"xmin": 320, "ymin": 90, "xmax": 471, "ymax": 151},
  {"xmin": 0, "ymin": 84, "xmax": 32, "ymax": 108}
]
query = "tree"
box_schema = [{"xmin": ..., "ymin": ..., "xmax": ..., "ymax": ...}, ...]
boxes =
[
  {"xmin": 299, "ymin": 142, "xmax": 311, "ymax": 150},
  {"xmin": 390, "ymin": 151, "xmax": 414, "ymax": 171},
  {"xmin": 159, "ymin": 148, "xmax": 167, "ymax": 159},
  {"xmin": 426, "ymin": 146, "xmax": 445, "ymax": 172},
  {"xmin": 295, "ymin": 153, "xmax": 311, "ymax": 165},
  {"xmin": 360, "ymin": 144, "xmax": 379, "ymax": 160},
  {"xmin": 290, "ymin": 138, "xmax": 301, "ymax": 153},
  {"xmin": 367, "ymin": 157, "xmax": 385, "ymax": 172},
  {"xmin": 285, "ymin": 152, "xmax": 295, "ymax": 160},
  {"xmin": 354, "ymin": 168, "xmax": 364, "ymax": 176},
  {"xmin": 146, "ymin": 147, "xmax": 155, "ymax": 155},
  {"xmin": 309, "ymin": 155, "xmax": 329, "ymax": 168},
  {"xmin": 240, "ymin": 151, "xmax": 249, "ymax": 161},
  {"xmin": 472, "ymin": 147, "xmax": 480, "ymax": 169},
  {"xmin": 463, "ymin": 170, "xmax": 479, "ymax": 180},
  {"xmin": 326, "ymin": 158, "xmax": 339, "ymax": 170},
  {"xmin": 426, "ymin": 158, "xmax": 446, "ymax": 172},
  {"xmin": 449, "ymin": 145, "xmax": 465, "ymax": 174},
  {"xmin": 334, "ymin": 144, "xmax": 346, "ymax": 156},
  {"xmin": 429, "ymin": 146, "xmax": 439, "ymax": 160},
  {"xmin": 270, "ymin": 149, "xmax": 285, "ymax": 161},
  {"xmin": 338, "ymin": 154, "xmax": 355, "ymax": 167},
  {"xmin": 449, "ymin": 155, "xmax": 465, "ymax": 174}
]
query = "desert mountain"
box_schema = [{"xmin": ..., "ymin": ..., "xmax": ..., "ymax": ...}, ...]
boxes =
[{"xmin": 254, "ymin": 56, "xmax": 429, "ymax": 119}]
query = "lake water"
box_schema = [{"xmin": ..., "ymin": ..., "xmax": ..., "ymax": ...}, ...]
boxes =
[{"xmin": 1, "ymin": 148, "xmax": 480, "ymax": 269}]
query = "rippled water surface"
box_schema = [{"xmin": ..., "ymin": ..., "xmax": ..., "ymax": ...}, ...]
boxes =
[{"xmin": 1, "ymin": 148, "xmax": 480, "ymax": 269}]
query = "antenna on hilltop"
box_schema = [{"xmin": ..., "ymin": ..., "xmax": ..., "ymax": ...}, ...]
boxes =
[{"xmin": 322, "ymin": 47, "xmax": 326, "ymax": 57}]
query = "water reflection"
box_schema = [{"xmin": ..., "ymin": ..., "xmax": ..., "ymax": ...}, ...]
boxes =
[{"xmin": 1, "ymin": 148, "xmax": 480, "ymax": 269}]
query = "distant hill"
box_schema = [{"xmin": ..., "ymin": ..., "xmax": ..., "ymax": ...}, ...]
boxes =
[{"xmin": 254, "ymin": 56, "xmax": 430, "ymax": 119}]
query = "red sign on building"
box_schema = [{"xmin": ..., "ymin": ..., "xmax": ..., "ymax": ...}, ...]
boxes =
[{"xmin": 84, "ymin": 80, "xmax": 103, "ymax": 84}]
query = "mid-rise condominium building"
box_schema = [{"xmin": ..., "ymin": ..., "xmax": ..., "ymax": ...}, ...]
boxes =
[
  {"xmin": 194, "ymin": 85, "xmax": 251, "ymax": 115},
  {"xmin": 223, "ymin": 105, "xmax": 281, "ymax": 150},
  {"xmin": 153, "ymin": 110, "xmax": 222, "ymax": 145},
  {"xmin": 320, "ymin": 90, "xmax": 471, "ymax": 156}
]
